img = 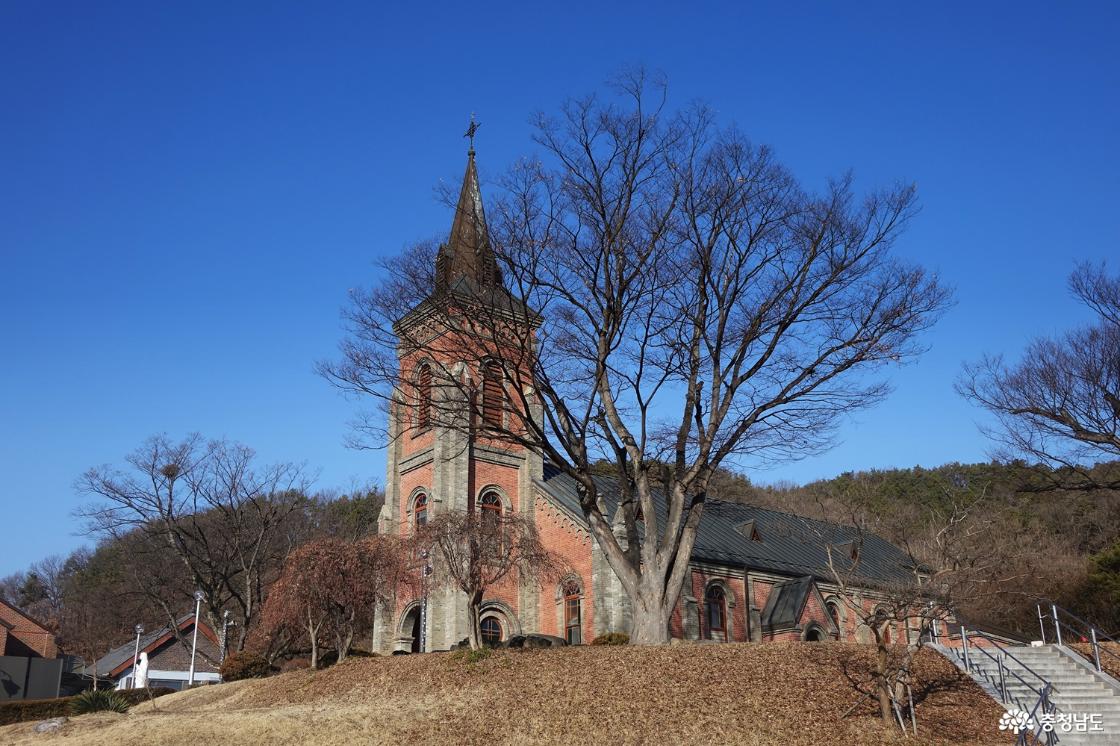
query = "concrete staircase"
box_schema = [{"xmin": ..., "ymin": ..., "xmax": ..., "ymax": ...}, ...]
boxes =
[{"xmin": 938, "ymin": 643, "xmax": 1120, "ymax": 744}]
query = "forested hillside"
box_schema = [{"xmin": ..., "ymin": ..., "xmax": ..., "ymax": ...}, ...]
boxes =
[{"xmin": 717, "ymin": 461, "xmax": 1120, "ymax": 637}]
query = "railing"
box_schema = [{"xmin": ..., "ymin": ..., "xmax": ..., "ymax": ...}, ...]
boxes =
[
  {"xmin": 1038, "ymin": 602, "xmax": 1120, "ymax": 675},
  {"xmin": 952, "ymin": 626, "xmax": 1057, "ymax": 746}
]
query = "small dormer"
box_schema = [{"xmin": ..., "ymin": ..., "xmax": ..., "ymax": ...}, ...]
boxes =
[{"xmin": 736, "ymin": 520, "xmax": 762, "ymax": 542}]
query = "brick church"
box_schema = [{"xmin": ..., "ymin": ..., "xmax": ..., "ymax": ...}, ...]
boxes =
[{"xmin": 371, "ymin": 147, "xmax": 918, "ymax": 653}]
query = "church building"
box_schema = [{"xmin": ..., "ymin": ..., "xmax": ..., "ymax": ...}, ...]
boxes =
[{"xmin": 372, "ymin": 147, "xmax": 920, "ymax": 653}]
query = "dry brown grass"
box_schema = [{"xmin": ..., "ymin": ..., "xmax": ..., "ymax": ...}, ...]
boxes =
[
  {"xmin": 1070, "ymin": 641, "xmax": 1120, "ymax": 681},
  {"xmin": 0, "ymin": 642, "xmax": 1011, "ymax": 745}
]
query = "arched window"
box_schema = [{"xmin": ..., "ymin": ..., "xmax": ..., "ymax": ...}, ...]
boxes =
[
  {"xmin": 481, "ymin": 361, "xmax": 504, "ymax": 428},
  {"xmin": 416, "ymin": 364, "xmax": 432, "ymax": 430},
  {"xmin": 705, "ymin": 585, "xmax": 728, "ymax": 641},
  {"xmin": 563, "ymin": 580, "xmax": 582, "ymax": 645},
  {"xmin": 413, "ymin": 493, "xmax": 428, "ymax": 527},
  {"xmin": 480, "ymin": 616, "xmax": 502, "ymax": 646},
  {"xmin": 804, "ymin": 626, "xmax": 825, "ymax": 642},
  {"xmin": 827, "ymin": 602, "xmax": 842, "ymax": 639},
  {"xmin": 479, "ymin": 491, "xmax": 502, "ymax": 522}
]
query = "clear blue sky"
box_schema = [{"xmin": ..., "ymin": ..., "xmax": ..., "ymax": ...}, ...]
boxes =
[{"xmin": 1, "ymin": 2, "xmax": 1117, "ymax": 575}]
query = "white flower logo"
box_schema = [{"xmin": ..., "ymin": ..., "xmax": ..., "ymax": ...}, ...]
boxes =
[{"xmin": 999, "ymin": 709, "xmax": 1035, "ymax": 734}]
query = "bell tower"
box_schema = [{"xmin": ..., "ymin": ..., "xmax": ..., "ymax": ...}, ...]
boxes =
[{"xmin": 376, "ymin": 141, "xmax": 543, "ymax": 652}]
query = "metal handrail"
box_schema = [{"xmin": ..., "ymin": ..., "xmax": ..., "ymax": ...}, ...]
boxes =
[
  {"xmin": 1038, "ymin": 602, "xmax": 1120, "ymax": 673},
  {"xmin": 946, "ymin": 626, "xmax": 1056, "ymax": 745},
  {"xmin": 1016, "ymin": 684, "xmax": 1056, "ymax": 746},
  {"xmin": 960, "ymin": 626, "xmax": 1053, "ymax": 700}
]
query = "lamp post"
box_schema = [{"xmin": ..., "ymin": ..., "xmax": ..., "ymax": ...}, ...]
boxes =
[
  {"xmin": 131, "ymin": 624, "xmax": 144, "ymax": 689},
  {"xmin": 188, "ymin": 590, "xmax": 204, "ymax": 687},
  {"xmin": 419, "ymin": 550, "xmax": 432, "ymax": 653}
]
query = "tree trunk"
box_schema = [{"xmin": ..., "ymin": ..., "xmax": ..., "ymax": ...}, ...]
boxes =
[
  {"xmin": 307, "ymin": 606, "xmax": 319, "ymax": 670},
  {"xmin": 467, "ymin": 590, "xmax": 484, "ymax": 650},
  {"xmin": 876, "ymin": 639, "xmax": 893, "ymax": 723},
  {"xmin": 628, "ymin": 578, "xmax": 673, "ymax": 645},
  {"xmin": 336, "ymin": 628, "xmax": 354, "ymax": 663}
]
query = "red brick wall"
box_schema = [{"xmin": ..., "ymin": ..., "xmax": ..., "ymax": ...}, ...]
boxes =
[
  {"xmin": 0, "ymin": 601, "xmax": 56, "ymax": 658},
  {"xmin": 684, "ymin": 569, "xmax": 748, "ymax": 642},
  {"xmin": 798, "ymin": 588, "xmax": 835, "ymax": 638},
  {"xmin": 752, "ymin": 579, "xmax": 774, "ymax": 620},
  {"xmin": 534, "ymin": 496, "xmax": 594, "ymax": 643}
]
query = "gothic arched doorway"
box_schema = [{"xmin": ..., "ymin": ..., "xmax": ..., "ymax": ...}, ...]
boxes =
[{"xmin": 401, "ymin": 606, "xmax": 422, "ymax": 653}]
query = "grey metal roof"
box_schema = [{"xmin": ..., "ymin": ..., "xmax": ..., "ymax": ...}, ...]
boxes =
[
  {"xmin": 81, "ymin": 614, "xmax": 195, "ymax": 677},
  {"xmin": 760, "ymin": 576, "xmax": 814, "ymax": 631},
  {"xmin": 536, "ymin": 464, "xmax": 916, "ymax": 588}
]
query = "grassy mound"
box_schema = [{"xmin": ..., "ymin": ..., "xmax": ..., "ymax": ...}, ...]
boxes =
[{"xmin": 0, "ymin": 643, "xmax": 1010, "ymax": 745}]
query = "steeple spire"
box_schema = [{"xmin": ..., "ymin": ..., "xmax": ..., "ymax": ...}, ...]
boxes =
[{"xmin": 434, "ymin": 134, "xmax": 501, "ymax": 294}]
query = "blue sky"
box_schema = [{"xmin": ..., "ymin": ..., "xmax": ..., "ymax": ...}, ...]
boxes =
[{"xmin": 1, "ymin": 2, "xmax": 1117, "ymax": 575}]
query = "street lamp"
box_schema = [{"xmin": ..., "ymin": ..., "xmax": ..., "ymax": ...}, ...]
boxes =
[
  {"xmin": 419, "ymin": 550, "xmax": 432, "ymax": 653},
  {"xmin": 131, "ymin": 625, "xmax": 144, "ymax": 689},
  {"xmin": 188, "ymin": 590, "xmax": 204, "ymax": 687}
]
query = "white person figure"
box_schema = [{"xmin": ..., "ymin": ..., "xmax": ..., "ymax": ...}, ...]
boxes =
[{"xmin": 134, "ymin": 651, "xmax": 149, "ymax": 689}]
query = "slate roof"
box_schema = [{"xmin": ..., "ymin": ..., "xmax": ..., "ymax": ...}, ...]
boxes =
[
  {"xmin": 536, "ymin": 464, "xmax": 917, "ymax": 588},
  {"xmin": 81, "ymin": 614, "xmax": 200, "ymax": 678}
]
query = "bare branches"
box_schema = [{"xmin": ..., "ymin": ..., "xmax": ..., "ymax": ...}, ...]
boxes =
[
  {"xmin": 959, "ymin": 264, "xmax": 1120, "ymax": 488},
  {"xmin": 75, "ymin": 433, "xmax": 313, "ymax": 654},
  {"xmin": 320, "ymin": 74, "xmax": 949, "ymax": 643},
  {"xmin": 418, "ymin": 509, "xmax": 566, "ymax": 650}
]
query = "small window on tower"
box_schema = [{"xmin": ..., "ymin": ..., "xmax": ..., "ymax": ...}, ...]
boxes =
[
  {"xmin": 479, "ymin": 491, "xmax": 502, "ymax": 522},
  {"xmin": 417, "ymin": 364, "xmax": 432, "ymax": 430},
  {"xmin": 482, "ymin": 361, "xmax": 504, "ymax": 428},
  {"xmin": 413, "ymin": 493, "xmax": 428, "ymax": 527}
]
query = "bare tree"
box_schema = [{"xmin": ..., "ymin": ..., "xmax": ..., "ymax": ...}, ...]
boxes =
[
  {"xmin": 419, "ymin": 509, "xmax": 564, "ymax": 650},
  {"xmin": 813, "ymin": 476, "xmax": 1024, "ymax": 726},
  {"xmin": 321, "ymin": 72, "xmax": 950, "ymax": 643},
  {"xmin": 77, "ymin": 433, "xmax": 312, "ymax": 655},
  {"xmin": 960, "ymin": 262, "xmax": 1120, "ymax": 489}
]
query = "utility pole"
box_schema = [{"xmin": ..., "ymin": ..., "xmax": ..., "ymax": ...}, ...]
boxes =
[{"xmin": 188, "ymin": 590, "xmax": 205, "ymax": 687}]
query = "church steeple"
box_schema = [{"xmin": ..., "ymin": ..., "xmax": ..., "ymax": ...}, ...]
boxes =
[{"xmin": 434, "ymin": 145, "xmax": 502, "ymax": 295}]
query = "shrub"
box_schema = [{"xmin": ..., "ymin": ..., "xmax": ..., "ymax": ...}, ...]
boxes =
[
  {"xmin": 449, "ymin": 647, "xmax": 493, "ymax": 665},
  {"xmin": 0, "ymin": 698, "xmax": 70, "ymax": 726},
  {"xmin": 279, "ymin": 657, "xmax": 312, "ymax": 673},
  {"xmin": 70, "ymin": 689, "xmax": 130, "ymax": 715},
  {"xmin": 591, "ymin": 632, "xmax": 630, "ymax": 646},
  {"xmin": 220, "ymin": 651, "xmax": 273, "ymax": 681},
  {"xmin": 0, "ymin": 687, "xmax": 175, "ymax": 726},
  {"xmin": 119, "ymin": 687, "xmax": 176, "ymax": 705}
]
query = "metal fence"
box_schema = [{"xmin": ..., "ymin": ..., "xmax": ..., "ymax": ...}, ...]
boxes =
[{"xmin": 0, "ymin": 656, "xmax": 63, "ymax": 700}]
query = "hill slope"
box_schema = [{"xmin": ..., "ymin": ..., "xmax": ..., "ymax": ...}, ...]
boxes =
[{"xmin": 1, "ymin": 643, "xmax": 1010, "ymax": 745}]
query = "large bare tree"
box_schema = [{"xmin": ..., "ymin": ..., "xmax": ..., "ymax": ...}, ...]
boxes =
[
  {"xmin": 77, "ymin": 433, "xmax": 311, "ymax": 654},
  {"xmin": 321, "ymin": 72, "xmax": 950, "ymax": 644},
  {"xmin": 960, "ymin": 262, "xmax": 1120, "ymax": 490}
]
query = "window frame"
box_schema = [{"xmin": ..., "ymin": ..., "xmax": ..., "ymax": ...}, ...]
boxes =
[
  {"xmin": 563, "ymin": 581, "xmax": 582, "ymax": 645},
  {"xmin": 480, "ymin": 616, "xmax": 502, "ymax": 646},
  {"xmin": 705, "ymin": 585, "xmax": 728, "ymax": 642},
  {"xmin": 416, "ymin": 363, "xmax": 433, "ymax": 431},
  {"xmin": 413, "ymin": 492, "xmax": 428, "ymax": 528},
  {"xmin": 481, "ymin": 361, "xmax": 504, "ymax": 429}
]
